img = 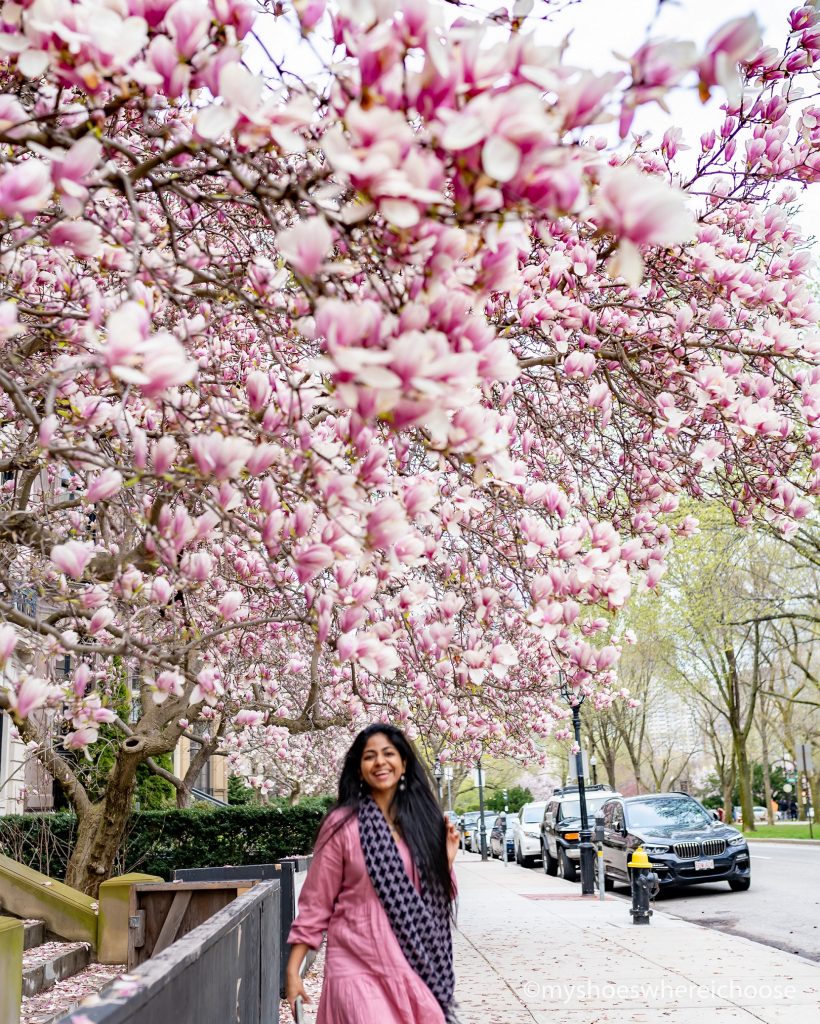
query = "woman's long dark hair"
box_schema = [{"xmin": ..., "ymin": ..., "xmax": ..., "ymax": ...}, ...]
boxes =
[{"xmin": 322, "ymin": 723, "xmax": 453, "ymax": 901}]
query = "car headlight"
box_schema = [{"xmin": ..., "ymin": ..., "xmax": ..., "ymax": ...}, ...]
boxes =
[
  {"xmin": 643, "ymin": 845, "xmax": 670, "ymax": 855},
  {"xmin": 728, "ymin": 833, "xmax": 747, "ymax": 846}
]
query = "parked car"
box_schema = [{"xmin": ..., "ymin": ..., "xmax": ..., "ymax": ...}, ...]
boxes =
[
  {"xmin": 513, "ymin": 801, "xmax": 547, "ymax": 866},
  {"xmin": 541, "ymin": 784, "xmax": 619, "ymax": 881},
  {"xmin": 460, "ymin": 811, "xmax": 495, "ymax": 853},
  {"xmin": 732, "ymin": 805, "xmax": 769, "ymax": 824},
  {"xmin": 468, "ymin": 813, "xmax": 498, "ymax": 853},
  {"xmin": 489, "ymin": 814, "xmax": 516, "ymax": 859},
  {"xmin": 599, "ymin": 792, "xmax": 751, "ymax": 892}
]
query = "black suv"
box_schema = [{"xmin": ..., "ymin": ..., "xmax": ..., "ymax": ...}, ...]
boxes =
[
  {"xmin": 541, "ymin": 784, "xmax": 618, "ymax": 882},
  {"xmin": 599, "ymin": 793, "xmax": 751, "ymax": 891}
]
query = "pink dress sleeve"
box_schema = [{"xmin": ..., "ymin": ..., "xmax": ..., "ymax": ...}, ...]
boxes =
[{"xmin": 287, "ymin": 813, "xmax": 347, "ymax": 950}]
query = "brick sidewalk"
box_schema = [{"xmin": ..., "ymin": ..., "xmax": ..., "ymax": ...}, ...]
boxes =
[{"xmin": 452, "ymin": 851, "xmax": 820, "ymax": 1023}]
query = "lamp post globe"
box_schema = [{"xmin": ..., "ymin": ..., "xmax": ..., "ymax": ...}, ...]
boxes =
[{"xmin": 433, "ymin": 756, "xmax": 443, "ymax": 804}]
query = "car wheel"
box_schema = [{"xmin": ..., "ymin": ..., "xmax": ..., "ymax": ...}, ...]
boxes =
[
  {"xmin": 543, "ymin": 844, "xmax": 558, "ymax": 876},
  {"xmin": 729, "ymin": 877, "xmax": 751, "ymax": 892},
  {"xmin": 558, "ymin": 847, "xmax": 578, "ymax": 882},
  {"xmin": 515, "ymin": 843, "xmax": 523, "ymax": 865}
]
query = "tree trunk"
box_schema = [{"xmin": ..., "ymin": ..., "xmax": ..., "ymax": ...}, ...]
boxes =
[
  {"xmin": 758, "ymin": 704, "xmax": 774, "ymax": 825},
  {"xmin": 735, "ymin": 737, "xmax": 755, "ymax": 832},
  {"xmin": 176, "ymin": 783, "xmax": 193, "ymax": 808},
  {"xmin": 64, "ymin": 772, "xmax": 137, "ymax": 896},
  {"xmin": 603, "ymin": 750, "xmax": 617, "ymax": 787},
  {"xmin": 722, "ymin": 774, "xmax": 735, "ymax": 824}
]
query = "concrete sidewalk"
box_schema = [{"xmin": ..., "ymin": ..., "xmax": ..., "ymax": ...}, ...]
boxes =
[{"xmin": 453, "ymin": 851, "xmax": 820, "ymax": 1024}]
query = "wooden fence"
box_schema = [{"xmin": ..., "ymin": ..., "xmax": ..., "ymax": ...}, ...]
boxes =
[
  {"xmin": 173, "ymin": 857, "xmax": 312, "ymax": 994},
  {"xmin": 56, "ymin": 880, "xmax": 280, "ymax": 1024}
]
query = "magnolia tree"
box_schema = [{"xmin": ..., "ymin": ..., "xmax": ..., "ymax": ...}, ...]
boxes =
[{"xmin": 0, "ymin": 0, "xmax": 820, "ymax": 891}]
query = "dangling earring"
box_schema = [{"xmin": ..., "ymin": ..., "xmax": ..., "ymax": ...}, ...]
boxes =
[
  {"xmin": 359, "ymin": 778, "xmax": 365, "ymax": 795},
  {"xmin": 399, "ymin": 773, "xmax": 406, "ymax": 792}
]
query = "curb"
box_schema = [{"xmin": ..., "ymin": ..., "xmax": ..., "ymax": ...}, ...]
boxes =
[{"xmin": 745, "ymin": 836, "xmax": 820, "ymax": 846}]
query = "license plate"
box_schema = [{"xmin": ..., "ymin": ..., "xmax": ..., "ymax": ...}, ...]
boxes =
[{"xmin": 694, "ymin": 858, "xmax": 714, "ymax": 871}]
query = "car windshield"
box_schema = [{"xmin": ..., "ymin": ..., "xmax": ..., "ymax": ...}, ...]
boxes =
[
  {"xmin": 627, "ymin": 797, "xmax": 711, "ymax": 829},
  {"xmin": 522, "ymin": 805, "xmax": 544, "ymax": 823},
  {"xmin": 559, "ymin": 794, "xmax": 611, "ymax": 820}
]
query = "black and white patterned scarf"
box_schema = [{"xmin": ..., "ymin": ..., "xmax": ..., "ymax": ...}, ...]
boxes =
[{"xmin": 358, "ymin": 796, "xmax": 458, "ymax": 1022}]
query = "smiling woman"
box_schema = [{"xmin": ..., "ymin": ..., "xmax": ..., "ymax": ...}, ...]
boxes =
[{"xmin": 284, "ymin": 725, "xmax": 461, "ymax": 1024}]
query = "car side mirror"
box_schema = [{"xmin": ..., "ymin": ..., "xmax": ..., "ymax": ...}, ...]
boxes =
[{"xmin": 712, "ymin": 810, "xmax": 719, "ymax": 820}]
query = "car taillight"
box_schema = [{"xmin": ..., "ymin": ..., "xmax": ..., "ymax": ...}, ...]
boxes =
[{"xmin": 563, "ymin": 832, "xmax": 580, "ymax": 840}]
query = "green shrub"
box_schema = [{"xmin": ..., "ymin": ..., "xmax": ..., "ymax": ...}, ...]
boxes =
[{"xmin": 0, "ymin": 797, "xmax": 333, "ymax": 881}]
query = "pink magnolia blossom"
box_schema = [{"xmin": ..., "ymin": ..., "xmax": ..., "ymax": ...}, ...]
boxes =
[
  {"xmin": 0, "ymin": 301, "xmax": 22, "ymax": 341},
  {"xmin": 292, "ymin": 542, "xmax": 334, "ymax": 583},
  {"xmin": 594, "ymin": 166, "xmax": 694, "ymax": 248},
  {"xmin": 151, "ymin": 436, "xmax": 178, "ymax": 474},
  {"xmin": 85, "ymin": 468, "xmax": 123, "ymax": 503},
  {"xmin": 190, "ymin": 433, "xmax": 253, "ymax": 480},
  {"xmin": 49, "ymin": 221, "xmax": 103, "ymax": 258},
  {"xmin": 0, "ymin": 624, "xmax": 17, "ymax": 663},
  {"xmin": 149, "ymin": 576, "xmax": 173, "ymax": 604},
  {"xmin": 0, "ymin": 160, "xmax": 51, "ymax": 221},
  {"xmin": 64, "ymin": 726, "xmax": 100, "ymax": 749},
  {"xmin": 8, "ymin": 674, "xmax": 52, "ymax": 719},
  {"xmin": 89, "ymin": 608, "xmax": 115, "ymax": 634},
  {"xmin": 217, "ymin": 590, "xmax": 244, "ymax": 619},
  {"xmin": 698, "ymin": 16, "xmax": 762, "ymax": 102},
  {"xmin": 139, "ymin": 333, "xmax": 197, "ymax": 398},
  {"xmin": 235, "ymin": 709, "xmax": 265, "ymax": 727},
  {"xmin": 149, "ymin": 670, "xmax": 186, "ymax": 704},
  {"xmin": 51, "ymin": 540, "xmax": 94, "ymax": 579},
  {"xmin": 246, "ymin": 370, "xmax": 271, "ymax": 412},
  {"xmin": 277, "ymin": 217, "xmax": 334, "ymax": 278},
  {"xmin": 164, "ymin": 0, "xmax": 211, "ymax": 58}
]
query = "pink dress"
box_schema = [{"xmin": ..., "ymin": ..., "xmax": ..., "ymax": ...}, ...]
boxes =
[{"xmin": 287, "ymin": 810, "xmax": 447, "ymax": 1024}]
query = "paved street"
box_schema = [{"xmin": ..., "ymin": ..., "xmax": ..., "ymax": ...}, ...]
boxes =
[
  {"xmin": 654, "ymin": 842, "xmax": 820, "ymax": 962},
  {"xmin": 583, "ymin": 841, "xmax": 820, "ymax": 962}
]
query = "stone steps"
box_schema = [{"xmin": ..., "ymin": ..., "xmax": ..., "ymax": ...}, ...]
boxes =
[
  {"xmin": 23, "ymin": 919, "xmax": 46, "ymax": 951},
  {"xmin": 22, "ymin": 939, "xmax": 92, "ymax": 999},
  {"xmin": 21, "ymin": 962, "xmax": 125, "ymax": 1024}
]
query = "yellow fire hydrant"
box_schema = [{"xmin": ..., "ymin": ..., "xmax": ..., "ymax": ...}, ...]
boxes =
[{"xmin": 628, "ymin": 846, "xmax": 660, "ymax": 925}]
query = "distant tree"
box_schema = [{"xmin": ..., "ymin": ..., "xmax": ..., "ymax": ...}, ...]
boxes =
[{"xmin": 487, "ymin": 785, "xmax": 533, "ymax": 814}]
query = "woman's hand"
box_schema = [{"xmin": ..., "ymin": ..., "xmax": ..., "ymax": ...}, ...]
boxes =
[
  {"xmin": 445, "ymin": 817, "xmax": 460, "ymax": 867},
  {"xmin": 284, "ymin": 971, "xmax": 312, "ymax": 1021}
]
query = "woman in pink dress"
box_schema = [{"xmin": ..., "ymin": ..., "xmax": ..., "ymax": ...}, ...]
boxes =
[{"xmin": 285, "ymin": 724, "xmax": 460, "ymax": 1024}]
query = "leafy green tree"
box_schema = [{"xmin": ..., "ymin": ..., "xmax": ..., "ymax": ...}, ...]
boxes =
[
  {"xmin": 228, "ymin": 774, "xmax": 257, "ymax": 805},
  {"xmin": 486, "ymin": 786, "xmax": 533, "ymax": 813}
]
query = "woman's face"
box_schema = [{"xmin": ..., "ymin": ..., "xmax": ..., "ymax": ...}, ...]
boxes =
[{"xmin": 360, "ymin": 732, "xmax": 406, "ymax": 796}]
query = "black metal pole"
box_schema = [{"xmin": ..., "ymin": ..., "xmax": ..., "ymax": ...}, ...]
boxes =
[
  {"xmin": 572, "ymin": 704, "xmax": 596, "ymax": 895},
  {"xmin": 477, "ymin": 757, "xmax": 488, "ymax": 861}
]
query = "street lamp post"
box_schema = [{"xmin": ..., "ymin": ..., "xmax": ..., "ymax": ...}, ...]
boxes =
[
  {"xmin": 560, "ymin": 671, "xmax": 596, "ymax": 895},
  {"xmin": 433, "ymin": 757, "xmax": 443, "ymax": 805},
  {"xmin": 444, "ymin": 765, "xmax": 453, "ymax": 811},
  {"xmin": 477, "ymin": 757, "xmax": 488, "ymax": 861}
]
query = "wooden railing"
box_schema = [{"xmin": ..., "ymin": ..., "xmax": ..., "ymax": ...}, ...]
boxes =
[{"xmin": 56, "ymin": 880, "xmax": 281, "ymax": 1024}]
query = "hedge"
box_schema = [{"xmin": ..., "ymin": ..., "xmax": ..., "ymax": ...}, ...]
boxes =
[{"xmin": 0, "ymin": 798, "xmax": 333, "ymax": 881}]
